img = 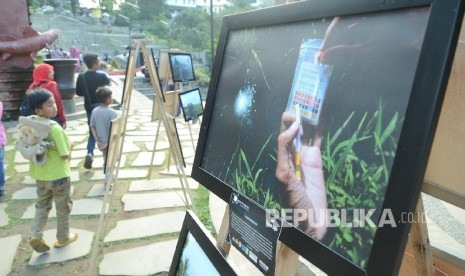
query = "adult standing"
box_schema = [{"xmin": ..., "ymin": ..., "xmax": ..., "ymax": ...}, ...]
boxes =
[
  {"xmin": 28, "ymin": 63, "xmax": 67, "ymax": 128},
  {"xmin": 76, "ymin": 53, "xmax": 110, "ymax": 169}
]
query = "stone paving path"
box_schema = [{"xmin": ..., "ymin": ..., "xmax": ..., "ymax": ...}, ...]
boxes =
[{"xmin": 0, "ymin": 80, "xmax": 203, "ymax": 275}]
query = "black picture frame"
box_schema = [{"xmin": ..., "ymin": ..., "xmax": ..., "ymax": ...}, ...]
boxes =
[
  {"xmin": 150, "ymin": 47, "xmax": 166, "ymax": 103},
  {"xmin": 191, "ymin": 0, "xmax": 464, "ymax": 275},
  {"xmin": 179, "ymin": 88, "xmax": 204, "ymax": 122},
  {"xmin": 168, "ymin": 210, "xmax": 238, "ymax": 276},
  {"xmin": 168, "ymin": 52, "xmax": 196, "ymax": 83}
]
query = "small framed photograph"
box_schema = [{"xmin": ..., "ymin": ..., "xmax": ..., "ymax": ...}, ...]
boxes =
[
  {"xmin": 168, "ymin": 211, "xmax": 238, "ymax": 276},
  {"xmin": 179, "ymin": 88, "xmax": 204, "ymax": 122},
  {"xmin": 168, "ymin": 53, "xmax": 196, "ymax": 83}
]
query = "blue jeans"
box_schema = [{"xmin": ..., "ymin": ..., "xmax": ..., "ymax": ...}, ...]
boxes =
[
  {"xmin": 0, "ymin": 146, "xmax": 5, "ymax": 192},
  {"xmin": 86, "ymin": 109, "xmax": 96, "ymax": 156}
]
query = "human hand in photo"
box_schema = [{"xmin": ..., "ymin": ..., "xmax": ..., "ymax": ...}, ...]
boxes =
[{"xmin": 276, "ymin": 111, "xmax": 328, "ymax": 240}]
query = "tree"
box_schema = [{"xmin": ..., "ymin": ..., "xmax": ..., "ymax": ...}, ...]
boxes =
[
  {"xmin": 169, "ymin": 8, "xmax": 211, "ymax": 51},
  {"xmin": 101, "ymin": 0, "xmax": 114, "ymax": 12},
  {"xmin": 138, "ymin": 0, "xmax": 165, "ymax": 21},
  {"xmin": 70, "ymin": 0, "xmax": 78, "ymax": 14}
]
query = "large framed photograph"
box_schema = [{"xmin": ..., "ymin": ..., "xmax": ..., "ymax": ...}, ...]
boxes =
[
  {"xmin": 168, "ymin": 53, "xmax": 196, "ymax": 83},
  {"xmin": 179, "ymin": 88, "xmax": 204, "ymax": 122},
  {"xmin": 168, "ymin": 211, "xmax": 238, "ymax": 276},
  {"xmin": 192, "ymin": 0, "xmax": 465, "ymax": 275}
]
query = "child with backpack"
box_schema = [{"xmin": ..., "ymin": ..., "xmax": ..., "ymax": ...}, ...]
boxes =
[{"xmin": 19, "ymin": 88, "xmax": 77, "ymax": 253}]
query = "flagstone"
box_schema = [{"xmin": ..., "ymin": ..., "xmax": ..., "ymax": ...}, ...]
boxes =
[
  {"xmin": 22, "ymin": 176, "xmax": 35, "ymax": 185},
  {"xmin": 104, "ymin": 211, "xmax": 185, "ymax": 242},
  {"xmin": 181, "ymin": 147, "xmax": 195, "ymax": 158},
  {"xmin": 15, "ymin": 164, "xmax": 29, "ymax": 173},
  {"xmin": 12, "ymin": 186, "xmax": 74, "ymax": 200},
  {"xmin": 185, "ymin": 156, "xmax": 195, "ymax": 164},
  {"xmin": 22, "ymin": 198, "xmax": 109, "ymax": 219},
  {"xmin": 131, "ymin": 152, "xmax": 166, "ymax": 166},
  {"xmin": 99, "ymin": 239, "xmax": 177, "ymax": 275},
  {"xmin": 124, "ymin": 123, "xmax": 138, "ymax": 131},
  {"xmin": 29, "ymin": 228, "xmax": 94, "ymax": 266},
  {"xmin": 122, "ymin": 191, "xmax": 190, "ymax": 211},
  {"xmin": 159, "ymin": 165, "xmax": 192, "ymax": 176},
  {"xmin": 144, "ymin": 141, "xmax": 170, "ymax": 151},
  {"xmin": 128, "ymin": 178, "xmax": 198, "ymax": 192},
  {"xmin": 122, "ymin": 141, "xmax": 141, "ymax": 153},
  {"xmin": 68, "ymin": 135, "xmax": 87, "ymax": 144},
  {"xmin": 125, "ymin": 135, "xmax": 160, "ymax": 142},
  {"xmin": 86, "ymin": 184, "xmax": 113, "ymax": 197},
  {"xmin": 90, "ymin": 169, "xmax": 148, "ymax": 181},
  {"xmin": 0, "ymin": 235, "xmax": 22, "ymax": 276},
  {"xmin": 5, "ymin": 145, "xmax": 15, "ymax": 152},
  {"xmin": 125, "ymin": 130, "xmax": 157, "ymax": 136},
  {"xmin": 14, "ymin": 152, "xmax": 29, "ymax": 163}
]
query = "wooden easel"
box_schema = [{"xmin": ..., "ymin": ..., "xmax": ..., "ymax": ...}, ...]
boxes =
[
  {"xmin": 138, "ymin": 40, "xmax": 195, "ymax": 210},
  {"xmin": 215, "ymin": 206, "xmax": 300, "ymax": 276},
  {"xmin": 147, "ymin": 53, "xmax": 197, "ymax": 175},
  {"xmin": 408, "ymin": 196, "xmax": 434, "ymax": 276},
  {"xmin": 87, "ymin": 41, "xmax": 138, "ymax": 276}
]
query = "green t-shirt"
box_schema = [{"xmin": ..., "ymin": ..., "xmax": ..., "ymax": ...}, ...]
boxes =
[{"xmin": 30, "ymin": 117, "xmax": 71, "ymax": 181}]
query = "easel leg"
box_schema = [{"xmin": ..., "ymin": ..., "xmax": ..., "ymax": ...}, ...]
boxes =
[
  {"xmin": 187, "ymin": 121, "xmax": 196, "ymax": 151},
  {"xmin": 410, "ymin": 195, "xmax": 435, "ymax": 276},
  {"xmin": 147, "ymin": 119, "xmax": 162, "ymax": 178},
  {"xmin": 217, "ymin": 205, "xmax": 232, "ymax": 255},
  {"xmin": 275, "ymin": 242, "xmax": 299, "ymax": 276}
]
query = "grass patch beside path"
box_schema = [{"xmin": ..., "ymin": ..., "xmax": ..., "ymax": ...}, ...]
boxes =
[{"xmin": 192, "ymin": 184, "xmax": 216, "ymax": 237}]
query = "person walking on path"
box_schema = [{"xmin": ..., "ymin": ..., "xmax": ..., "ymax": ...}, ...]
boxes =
[
  {"xmin": 28, "ymin": 63, "xmax": 67, "ymax": 128},
  {"xmin": 76, "ymin": 53, "xmax": 110, "ymax": 170},
  {"xmin": 90, "ymin": 86, "xmax": 117, "ymax": 172},
  {"xmin": 23, "ymin": 88, "xmax": 77, "ymax": 253}
]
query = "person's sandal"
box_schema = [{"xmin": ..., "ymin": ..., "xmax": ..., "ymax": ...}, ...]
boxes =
[
  {"xmin": 29, "ymin": 237, "xmax": 50, "ymax": 253},
  {"xmin": 54, "ymin": 233, "xmax": 78, "ymax": 248},
  {"xmin": 84, "ymin": 154, "xmax": 93, "ymax": 170}
]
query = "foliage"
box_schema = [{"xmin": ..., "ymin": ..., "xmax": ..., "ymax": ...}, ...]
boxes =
[
  {"xmin": 227, "ymin": 135, "xmax": 281, "ymax": 210},
  {"xmin": 323, "ymin": 102, "xmax": 400, "ymax": 268},
  {"xmin": 193, "ymin": 185, "xmax": 216, "ymax": 237},
  {"xmin": 194, "ymin": 67, "xmax": 210, "ymax": 87},
  {"xmin": 28, "ymin": 0, "xmax": 40, "ymax": 10},
  {"xmin": 101, "ymin": 0, "xmax": 114, "ymax": 12},
  {"xmin": 138, "ymin": 0, "xmax": 165, "ymax": 21},
  {"xmin": 169, "ymin": 8, "xmax": 211, "ymax": 51}
]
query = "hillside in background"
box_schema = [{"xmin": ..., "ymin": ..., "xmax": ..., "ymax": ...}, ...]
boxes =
[{"xmin": 30, "ymin": 12, "xmax": 143, "ymax": 57}]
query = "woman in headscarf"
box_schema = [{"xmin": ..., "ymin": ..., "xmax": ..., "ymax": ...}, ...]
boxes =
[{"xmin": 29, "ymin": 63, "xmax": 67, "ymax": 128}]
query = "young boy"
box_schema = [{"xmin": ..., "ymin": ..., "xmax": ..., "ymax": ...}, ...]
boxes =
[
  {"xmin": 25, "ymin": 88, "xmax": 77, "ymax": 253},
  {"xmin": 76, "ymin": 53, "xmax": 110, "ymax": 170},
  {"xmin": 90, "ymin": 86, "xmax": 117, "ymax": 167}
]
